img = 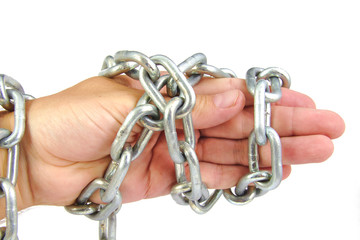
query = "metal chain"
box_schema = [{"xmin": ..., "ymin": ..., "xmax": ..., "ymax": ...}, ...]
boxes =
[
  {"xmin": 0, "ymin": 52, "xmax": 291, "ymax": 240},
  {"xmin": 223, "ymin": 67, "xmax": 291, "ymax": 205},
  {"xmin": 65, "ymin": 51, "xmax": 291, "ymax": 240},
  {"xmin": 0, "ymin": 74, "xmax": 33, "ymax": 240}
]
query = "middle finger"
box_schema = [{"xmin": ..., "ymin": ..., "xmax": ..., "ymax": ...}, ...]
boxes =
[{"xmin": 200, "ymin": 106, "xmax": 343, "ymax": 139}]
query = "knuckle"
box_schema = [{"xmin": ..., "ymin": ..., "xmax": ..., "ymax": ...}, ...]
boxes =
[
  {"xmin": 227, "ymin": 77, "xmax": 242, "ymax": 90},
  {"xmin": 192, "ymin": 95, "xmax": 210, "ymax": 120}
]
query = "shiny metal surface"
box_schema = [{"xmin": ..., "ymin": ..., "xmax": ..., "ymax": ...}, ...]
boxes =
[
  {"xmin": 110, "ymin": 104, "xmax": 159, "ymax": 161},
  {"xmin": 226, "ymin": 66, "xmax": 290, "ymax": 205},
  {"xmin": 99, "ymin": 212, "xmax": 117, "ymax": 240},
  {"xmin": 0, "ymin": 90, "xmax": 25, "ymax": 148},
  {"xmin": 64, "ymin": 52, "xmax": 291, "ymax": 239},
  {"xmin": 0, "ymin": 75, "xmax": 29, "ymax": 239},
  {"xmin": 163, "ymin": 97, "xmax": 186, "ymax": 164},
  {"xmin": 246, "ymin": 67, "xmax": 290, "ymax": 102},
  {"xmin": 254, "ymin": 79, "xmax": 271, "ymax": 145},
  {"xmin": 0, "ymin": 178, "xmax": 18, "ymax": 240},
  {"xmin": 75, "ymin": 178, "xmax": 122, "ymax": 221},
  {"xmin": 103, "ymin": 144, "xmax": 132, "ymax": 203}
]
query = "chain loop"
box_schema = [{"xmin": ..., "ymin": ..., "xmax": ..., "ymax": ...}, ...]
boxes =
[
  {"xmin": 0, "ymin": 178, "xmax": 18, "ymax": 240},
  {"xmin": 254, "ymin": 79, "xmax": 271, "ymax": 146},
  {"xmin": 102, "ymin": 144, "xmax": 132, "ymax": 203},
  {"xmin": 176, "ymin": 141, "xmax": 204, "ymax": 201},
  {"xmin": 66, "ymin": 178, "xmax": 122, "ymax": 221},
  {"xmin": 235, "ymin": 171, "xmax": 270, "ymax": 197},
  {"xmin": 110, "ymin": 104, "xmax": 159, "ymax": 161},
  {"xmin": 139, "ymin": 55, "xmax": 196, "ymax": 118},
  {"xmin": 246, "ymin": 67, "xmax": 290, "ymax": 102},
  {"xmin": 164, "ymin": 97, "xmax": 187, "ymax": 164},
  {"xmin": 61, "ymin": 52, "xmax": 292, "ymax": 239},
  {"xmin": 99, "ymin": 55, "xmax": 137, "ymax": 78},
  {"xmin": 0, "ymin": 74, "xmax": 30, "ymax": 240},
  {"xmin": 257, "ymin": 67, "xmax": 291, "ymax": 89},
  {"xmin": 248, "ymin": 128, "xmax": 282, "ymax": 191},
  {"xmin": 167, "ymin": 53, "xmax": 207, "ymax": 97},
  {"xmin": 225, "ymin": 66, "xmax": 290, "ymax": 206},
  {"xmin": 189, "ymin": 189, "xmax": 223, "ymax": 214},
  {"xmin": 1, "ymin": 53, "xmax": 293, "ymax": 240},
  {"xmin": 0, "ymin": 89, "xmax": 25, "ymax": 149},
  {"xmin": 0, "ymin": 144, "xmax": 19, "ymax": 198},
  {"xmin": 114, "ymin": 51, "xmax": 160, "ymax": 81},
  {"xmin": 99, "ymin": 212, "xmax": 116, "ymax": 240},
  {"xmin": 187, "ymin": 63, "xmax": 232, "ymax": 78},
  {"xmin": 0, "ymin": 75, "xmax": 25, "ymax": 112}
]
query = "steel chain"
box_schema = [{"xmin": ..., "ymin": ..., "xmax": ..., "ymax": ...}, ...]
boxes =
[
  {"xmin": 0, "ymin": 52, "xmax": 291, "ymax": 240},
  {"xmin": 0, "ymin": 74, "xmax": 33, "ymax": 240},
  {"xmin": 223, "ymin": 67, "xmax": 291, "ymax": 205},
  {"xmin": 66, "ymin": 51, "xmax": 292, "ymax": 239}
]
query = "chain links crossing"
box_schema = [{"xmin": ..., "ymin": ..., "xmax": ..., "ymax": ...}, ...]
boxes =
[
  {"xmin": 65, "ymin": 51, "xmax": 291, "ymax": 239},
  {"xmin": 0, "ymin": 52, "xmax": 291, "ymax": 240}
]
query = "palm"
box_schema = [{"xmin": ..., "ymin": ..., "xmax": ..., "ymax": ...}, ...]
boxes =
[
  {"xmin": 19, "ymin": 75, "xmax": 344, "ymax": 209},
  {"xmin": 23, "ymin": 77, "xmax": 167, "ymax": 206}
]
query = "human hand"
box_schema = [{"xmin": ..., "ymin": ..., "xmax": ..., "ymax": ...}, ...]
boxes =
[{"xmin": 0, "ymin": 75, "xmax": 345, "ymax": 216}]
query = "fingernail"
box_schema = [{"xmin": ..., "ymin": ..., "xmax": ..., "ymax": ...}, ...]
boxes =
[{"xmin": 213, "ymin": 90, "xmax": 239, "ymax": 108}]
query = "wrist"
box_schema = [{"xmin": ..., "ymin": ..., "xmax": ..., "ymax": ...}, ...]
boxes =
[{"xmin": 0, "ymin": 109, "xmax": 35, "ymax": 219}]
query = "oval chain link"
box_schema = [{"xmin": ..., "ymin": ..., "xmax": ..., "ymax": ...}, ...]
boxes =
[
  {"xmin": 224, "ymin": 67, "xmax": 290, "ymax": 205},
  {"xmin": 0, "ymin": 74, "xmax": 31, "ymax": 240}
]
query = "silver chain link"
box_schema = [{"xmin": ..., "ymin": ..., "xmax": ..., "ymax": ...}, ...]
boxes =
[
  {"xmin": 223, "ymin": 67, "xmax": 290, "ymax": 205},
  {"xmin": 0, "ymin": 74, "xmax": 33, "ymax": 240},
  {"xmin": 66, "ymin": 51, "xmax": 291, "ymax": 239},
  {"xmin": 0, "ymin": 52, "xmax": 291, "ymax": 240}
]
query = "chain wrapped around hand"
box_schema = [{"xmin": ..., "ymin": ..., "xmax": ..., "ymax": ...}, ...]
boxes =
[
  {"xmin": 0, "ymin": 51, "xmax": 291, "ymax": 240},
  {"xmin": 65, "ymin": 51, "xmax": 291, "ymax": 239}
]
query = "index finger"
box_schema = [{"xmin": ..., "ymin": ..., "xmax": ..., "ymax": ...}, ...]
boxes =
[{"xmin": 193, "ymin": 77, "xmax": 316, "ymax": 108}]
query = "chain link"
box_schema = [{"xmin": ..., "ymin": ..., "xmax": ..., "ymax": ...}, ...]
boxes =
[
  {"xmin": 1, "ymin": 53, "xmax": 292, "ymax": 239},
  {"xmin": 0, "ymin": 74, "xmax": 32, "ymax": 240},
  {"xmin": 66, "ymin": 52, "xmax": 292, "ymax": 239},
  {"xmin": 0, "ymin": 178, "xmax": 18, "ymax": 240},
  {"xmin": 223, "ymin": 67, "xmax": 290, "ymax": 205}
]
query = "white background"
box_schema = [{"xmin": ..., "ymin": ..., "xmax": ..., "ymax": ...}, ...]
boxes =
[{"xmin": 0, "ymin": 0, "xmax": 359, "ymax": 239}]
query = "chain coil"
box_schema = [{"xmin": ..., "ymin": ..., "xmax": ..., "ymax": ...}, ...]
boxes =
[
  {"xmin": 0, "ymin": 52, "xmax": 291, "ymax": 240},
  {"xmin": 66, "ymin": 51, "xmax": 291, "ymax": 240}
]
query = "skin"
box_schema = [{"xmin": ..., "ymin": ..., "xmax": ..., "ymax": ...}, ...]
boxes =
[{"xmin": 0, "ymin": 75, "xmax": 345, "ymax": 219}]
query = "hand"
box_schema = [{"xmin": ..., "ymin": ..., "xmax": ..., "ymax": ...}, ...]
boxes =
[{"xmin": 0, "ymin": 75, "xmax": 345, "ymax": 215}]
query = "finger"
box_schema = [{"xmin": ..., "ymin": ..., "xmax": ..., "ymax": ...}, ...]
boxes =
[
  {"xmin": 276, "ymin": 88, "xmax": 316, "ymax": 108},
  {"xmin": 196, "ymin": 135, "xmax": 334, "ymax": 167},
  {"xmin": 175, "ymin": 89, "xmax": 246, "ymax": 129},
  {"xmin": 193, "ymin": 77, "xmax": 316, "ymax": 108},
  {"xmin": 112, "ymin": 74, "xmax": 143, "ymax": 89},
  {"xmin": 100, "ymin": 76, "xmax": 245, "ymax": 132},
  {"xmin": 112, "ymin": 75, "xmax": 315, "ymax": 109},
  {"xmin": 111, "ymin": 75, "xmax": 245, "ymax": 130},
  {"xmin": 193, "ymin": 77, "xmax": 246, "ymax": 95},
  {"xmin": 199, "ymin": 162, "xmax": 291, "ymax": 189},
  {"xmin": 201, "ymin": 106, "xmax": 345, "ymax": 139}
]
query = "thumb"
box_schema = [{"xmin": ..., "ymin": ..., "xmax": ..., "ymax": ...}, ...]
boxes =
[{"xmin": 190, "ymin": 89, "xmax": 245, "ymax": 129}]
